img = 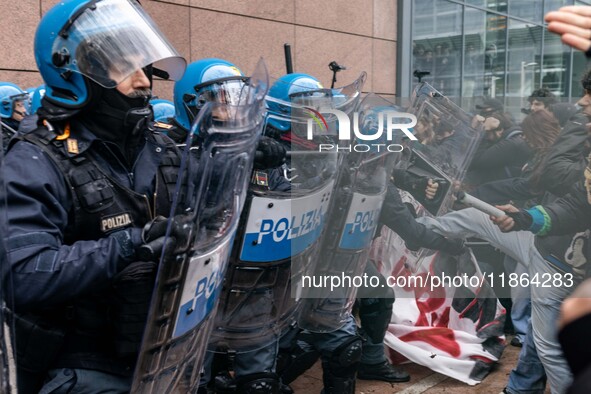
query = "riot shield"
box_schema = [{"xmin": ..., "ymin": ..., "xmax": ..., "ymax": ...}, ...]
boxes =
[
  {"xmin": 207, "ymin": 74, "xmax": 367, "ymax": 353},
  {"xmin": 296, "ymin": 93, "xmax": 402, "ymax": 333},
  {"xmin": 403, "ymin": 82, "xmax": 483, "ymax": 216},
  {"xmin": 0, "ymin": 127, "xmax": 16, "ymax": 393},
  {"xmin": 131, "ymin": 59, "xmax": 269, "ymax": 393}
]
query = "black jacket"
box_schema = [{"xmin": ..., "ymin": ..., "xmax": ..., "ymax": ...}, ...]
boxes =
[
  {"xmin": 466, "ymin": 126, "xmax": 532, "ymax": 185},
  {"xmin": 379, "ymin": 180, "xmax": 462, "ymax": 254},
  {"xmin": 533, "ymin": 183, "xmax": 591, "ymax": 278},
  {"xmin": 472, "ymin": 113, "xmax": 589, "ymax": 206},
  {"xmin": 1, "ymin": 119, "xmax": 180, "ymax": 376},
  {"xmin": 538, "ymin": 113, "xmax": 590, "ymax": 196}
]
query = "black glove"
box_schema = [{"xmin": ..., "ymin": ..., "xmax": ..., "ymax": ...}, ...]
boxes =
[
  {"xmin": 110, "ymin": 260, "xmax": 157, "ymax": 358},
  {"xmin": 405, "ymin": 231, "xmax": 466, "ymax": 256},
  {"xmin": 505, "ymin": 210, "xmax": 533, "ymax": 232},
  {"xmin": 254, "ymin": 136, "xmax": 287, "ymax": 170},
  {"xmin": 137, "ymin": 216, "xmax": 191, "ymax": 262},
  {"xmin": 263, "ymin": 124, "xmax": 284, "ymax": 140},
  {"xmin": 438, "ymin": 238, "xmax": 468, "ymax": 256}
]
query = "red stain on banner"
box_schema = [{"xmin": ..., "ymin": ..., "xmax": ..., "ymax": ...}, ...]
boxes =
[{"xmin": 399, "ymin": 327, "xmax": 461, "ymax": 357}]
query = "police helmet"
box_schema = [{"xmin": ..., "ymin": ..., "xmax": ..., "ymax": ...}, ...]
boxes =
[
  {"xmin": 173, "ymin": 58, "xmax": 247, "ymax": 131},
  {"xmin": 30, "ymin": 85, "xmax": 46, "ymax": 114},
  {"xmin": 150, "ymin": 98, "xmax": 175, "ymax": 122},
  {"xmin": 35, "ymin": 0, "xmax": 186, "ymax": 109},
  {"xmin": 265, "ymin": 73, "xmax": 324, "ymax": 132},
  {"xmin": 0, "ymin": 82, "xmax": 29, "ymax": 119}
]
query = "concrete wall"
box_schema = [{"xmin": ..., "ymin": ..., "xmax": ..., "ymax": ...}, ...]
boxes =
[{"xmin": 0, "ymin": 0, "xmax": 397, "ymax": 101}]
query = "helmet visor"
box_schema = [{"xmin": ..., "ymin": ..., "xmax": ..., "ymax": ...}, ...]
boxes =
[
  {"xmin": 1, "ymin": 92, "xmax": 29, "ymax": 118},
  {"xmin": 53, "ymin": 0, "xmax": 186, "ymax": 88},
  {"xmin": 192, "ymin": 78, "xmax": 250, "ymax": 109}
]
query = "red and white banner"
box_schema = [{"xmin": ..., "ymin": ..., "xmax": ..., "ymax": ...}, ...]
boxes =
[{"xmin": 370, "ymin": 192, "xmax": 506, "ymax": 385}]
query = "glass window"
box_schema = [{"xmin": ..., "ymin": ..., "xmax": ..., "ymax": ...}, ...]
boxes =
[
  {"xmin": 509, "ymin": 0, "xmax": 543, "ymax": 23},
  {"xmin": 460, "ymin": 8, "xmax": 507, "ymax": 110},
  {"xmin": 463, "ymin": 7, "xmax": 488, "ymax": 107},
  {"xmin": 407, "ymin": 0, "xmax": 584, "ymax": 106},
  {"xmin": 412, "ymin": 0, "xmax": 462, "ymax": 98},
  {"xmin": 571, "ymin": 51, "xmax": 591, "ymax": 100},
  {"xmin": 506, "ymin": 20, "xmax": 542, "ymax": 119},
  {"xmin": 544, "ymin": 0, "xmax": 570, "ymax": 14},
  {"xmin": 542, "ymin": 29, "xmax": 570, "ymax": 99},
  {"xmin": 466, "ymin": 0, "xmax": 508, "ymax": 13}
]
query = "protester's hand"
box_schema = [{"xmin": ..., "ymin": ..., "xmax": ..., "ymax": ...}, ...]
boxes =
[
  {"xmin": 482, "ymin": 116, "xmax": 500, "ymax": 132},
  {"xmin": 490, "ymin": 204, "xmax": 533, "ymax": 233},
  {"xmin": 425, "ymin": 179, "xmax": 439, "ymax": 200},
  {"xmin": 546, "ymin": 6, "xmax": 591, "ymax": 54},
  {"xmin": 471, "ymin": 114, "xmax": 485, "ymax": 129},
  {"xmin": 254, "ymin": 136, "xmax": 287, "ymax": 170}
]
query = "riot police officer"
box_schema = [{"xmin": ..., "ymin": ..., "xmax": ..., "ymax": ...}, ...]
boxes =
[
  {"xmin": 172, "ymin": 58, "xmax": 287, "ymax": 394},
  {"xmin": 150, "ymin": 98, "xmax": 175, "ymax": 123},
  {"xmin": 0, "ymin": 0, "xmax": 187, "ymax": 392},
  {"xmin": 0, "ymin": 82, "xmax": 29, "ymax": 151},
  {"xmin": 265, "ymin": 72, "xmax": 365, "ymax": 394}
]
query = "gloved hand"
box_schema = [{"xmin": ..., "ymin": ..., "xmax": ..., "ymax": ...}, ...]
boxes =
[
  {"xmin": 504, "ymin": 210, "xmax": 534, "ymax": 232},
  {"xmin": 254, "ymin": 136, "xmax": 287, "ymax": 170},
  {"xmin": 405, "ymin": 228, "xmax": 467, "ymax": 256},
  {"xmin": 438, "ymin": 238, "xmax": 468, "ymax": 256},
  {"xmin": 137, "ymin": 216, "xmax": 191, "ymax": 262},
  {"xmin": 111, "ymin": 260, "xmax": 157, "ymax": 358}
]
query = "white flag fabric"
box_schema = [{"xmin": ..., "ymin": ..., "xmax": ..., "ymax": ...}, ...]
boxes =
[{"xmin": 370, "ymin": 191, "xmax": 506, "ymax": 385}]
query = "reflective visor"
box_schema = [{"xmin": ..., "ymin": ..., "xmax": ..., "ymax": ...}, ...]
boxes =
[
  {"xmin": 53, "ymin": 0, "xmax": 186, "ymax": 87},
  {"xmin": 190, "ymin": 78, "xmax": 250, "ymax": 109},
  {"xmin": 2, "ymin": 92, "xmax": 30, "ymax": 115}
]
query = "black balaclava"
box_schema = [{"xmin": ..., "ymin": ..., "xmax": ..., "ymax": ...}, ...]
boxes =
[
  {"xmin": 1, "ymin": 117, "xmax": 20, "ymax": 132},
  {"xmin": 79, "ymin": 81, "xmax": 152, "ymax": 167}
]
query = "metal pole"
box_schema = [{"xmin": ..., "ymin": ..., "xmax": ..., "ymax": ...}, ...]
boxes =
[{"xmin": 284, "ymin": 44, "xmax": 293, "ymax": 74}]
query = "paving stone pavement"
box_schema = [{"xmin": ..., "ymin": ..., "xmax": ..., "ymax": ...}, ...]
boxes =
[{"xmin": 291, "ymin": 336, "xmax": 551, "ymax": 393}]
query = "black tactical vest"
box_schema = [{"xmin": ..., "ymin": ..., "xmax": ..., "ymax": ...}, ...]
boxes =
[
  {"xmin": 17, "ymin": 125, "xmax": 181, "ymax": 241},
  {"xmin": 10, "ymin": 124, "xmax": 185, "ymax": 379}
]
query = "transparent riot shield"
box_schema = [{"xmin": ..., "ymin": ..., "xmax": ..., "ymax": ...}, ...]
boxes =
[
  {"xmin": 131, "ymin": 59, "xmax": 269, "ymax": 393},
  {"xmin": 403, "ymin": 82, "xmax": 483, "ymax": 216},
  {"xmin": 0, "ymin": 129, "xmax": 16, "ymax": 393},
  {"xmin": 207, "ymin": 74, "xmax": 367, "ymax": 353},
  {"xmin": 388, "ymin": 82, "xmax": 483, "ymax": 274},
  {"xmin": 296, "ymin": 93, "xmax": 401, "ymax": 333}
]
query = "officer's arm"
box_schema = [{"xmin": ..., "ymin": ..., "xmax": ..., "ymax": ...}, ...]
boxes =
[
  {"xmin": 380, "ymin": 182, "xmax": 464, "ymax": 255},
  {"xmin": 1, "ymin": 142, "xmax": 140, "ymax": 311}
]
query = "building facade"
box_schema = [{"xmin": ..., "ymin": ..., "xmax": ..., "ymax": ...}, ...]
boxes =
[
  {"xmin": 398, "ymin": 0, "xmax": 591, "ymax": 118},
  {"xmin": 0, "ymin": 0, "xmax": 397, "ymax": 101}
]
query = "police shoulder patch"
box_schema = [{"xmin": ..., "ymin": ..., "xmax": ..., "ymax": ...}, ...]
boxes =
[
  {"xmin": 101, "ymin": 212, "xmax": 133, "ymax": 233},
  {"xmin": 154, "ymin": 121, "xmax": 174, "ymax": 130}
]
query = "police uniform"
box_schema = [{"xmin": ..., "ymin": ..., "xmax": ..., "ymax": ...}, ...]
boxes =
[{"xmin": 1, "ymin": 120, "xmax": 181, "ymax": 393}]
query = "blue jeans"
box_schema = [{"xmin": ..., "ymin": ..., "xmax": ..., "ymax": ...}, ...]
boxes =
[
  {"xmin": 39, "ymin": 368, "xmax": 131, "ymax": 394},
  {"xmin": 504, "ymin": 255, "xmax": 531, "ymax": 344},
  {"xmin": 505, "ymin": 318, "xmax": 547, "ymax": 394}
]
